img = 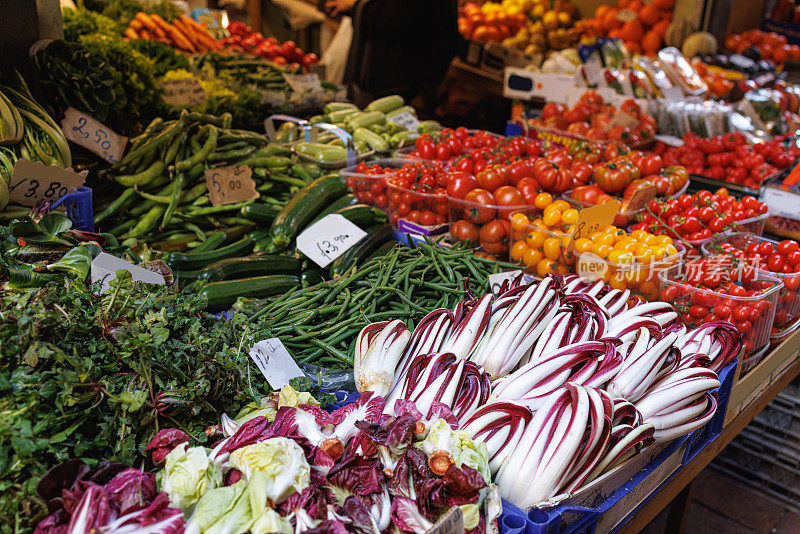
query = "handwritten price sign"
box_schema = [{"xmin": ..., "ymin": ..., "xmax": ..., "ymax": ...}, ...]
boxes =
[
  {"xmin": 249, "ymin": 338, "xmax": 304, "ymax": 389},
  {"xmin": 8, "ymin": 159, "xmax": 86, "ymax": 207},
  {"xmin": 161, "ymin": 76, "xmax": 206, "ymax": 107},
  {"xmin": 204, "ymin": 165, "xmax": 259, "ymax": 206},
  {"xmin": 296, "ymin": 214, "xmax": 367, "ymax": 268},
  {"xmin": 283, "ymin": 73, "xmax": 323, "ymax": 93},
  {"xmin": 425, "ymin": 507, "xmax": 463, "ymax": 534},
  {"xmin": 388, "ymin": 111, "xmax": 420, "ymax": 132},
  {"xmin": 569, "ymin": 201, "xmax": 621, "ymax": 250},
  {"xmin": 61, "ymin": 108, "xmax": 127, "ymax": 164}
]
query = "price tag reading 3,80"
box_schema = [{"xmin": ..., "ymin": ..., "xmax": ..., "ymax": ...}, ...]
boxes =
[
  {"xmin": 249, "ymin": 338, "xmax": 304, "ymax": 389},
  {"xmin": 296, "ymin": 214, "xmax": 368, "ymax": 268},
  {"xmin": 61, "ymin": 107, "xmax": 127, "ymax": 164},
  {"xmin": 204, "ymin": 165, "xmax": 259, "ymax": 206},
  {"xmin": 8, "ymin": 159, "xmax": 86, "ymax": 207}
]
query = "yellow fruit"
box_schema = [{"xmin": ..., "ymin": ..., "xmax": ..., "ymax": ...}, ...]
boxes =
[
  {"xmin": 542, "ymin": 10, "xmax": 558, "ymax": 29},
  {"xmin": 557, "ymin": 11, "xmax": 572, "ymax": 26},
  {"xmin": 524, "ymin": 248, "xmax": 544, "ymax": 268},
  {"xmin": 511, "ymin": 241, "xmax": 529, "ymax": 262}
]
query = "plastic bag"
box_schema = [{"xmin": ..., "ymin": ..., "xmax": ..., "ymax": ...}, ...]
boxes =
[
  {"xmin": 272, "ymin": 0, "xmax": 326, "ymax": 30},
  {"xmin": 321, "ymin": 16, "xmax": 353, "ymax": 85}
]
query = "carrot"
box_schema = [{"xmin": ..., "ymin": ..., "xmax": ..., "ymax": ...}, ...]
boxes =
[
  {"xmin": 782, "ymin": 163, "xmax": 800, "ymax": 188},
  {"xmin": 135, "ymin": 12, "xmax": 158, "ymax": 32},
  {"xmin": 148, "ymin": 14, "xmax": 174, "ymax": 35},
  {"xmin": 139, "ymin": 29, "xmax": 152, "ymax": 40},
  {"xmin": 173, "ymin": 18, "xmax": 199, "ymax": 45},
  {"xmin": 152, "ymin": 24, "xmax": 167, "ymax": 39},
  {"xmin": 168, "ymin": 26, "xmax": 197, "ymax": 52},
  {"xmin": 130, "ymin": 19, "xmax": 144, "ymax": 31},
  {"xmin": 124, "ymin": 28, "xmax": 140, "ymax": 40}
]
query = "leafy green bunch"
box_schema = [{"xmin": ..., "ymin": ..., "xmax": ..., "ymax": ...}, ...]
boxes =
[
  {"xmin": 61, "ymin": 7, "xmax": 122, "ymax": 41},
  {"xmin": 0, "ymin": 275, "xmax": 273, "ymax": 532}
]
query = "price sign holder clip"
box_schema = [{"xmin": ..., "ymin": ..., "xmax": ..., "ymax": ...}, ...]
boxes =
[
  {"xmin": 51, "ymin": 186, "xmax": 94, "ymax": 232},
  {"xmin": 314, "ymin": 122, "xmax": 358, "ymax": 167},
  {"xmin": 264, "ymin": 114, "xmax": 313, "ymax": 145}
]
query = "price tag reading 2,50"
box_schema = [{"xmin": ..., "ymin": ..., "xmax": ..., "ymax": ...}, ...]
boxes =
[
  {"xmin": 204, "ymin": 165, "xmax": 259, "ymax": 206},
  {"xmin": 61, "ymin": 107, "xmax": 127, "ymax": 164}
]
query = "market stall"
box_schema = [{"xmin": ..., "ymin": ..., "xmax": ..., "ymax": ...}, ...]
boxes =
[{"xmin": 4, "ymin": 1, "xmax": 800, "ymax": 533}]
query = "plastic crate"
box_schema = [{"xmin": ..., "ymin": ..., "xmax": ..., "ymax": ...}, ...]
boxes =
[
  {"xmin": 386, "ymin": 171, "xmax": 449, "ymax": 229},
  {"xmin": 506, "ymin": 208, "xmax": 575, "ymax": 277},
  {"xmin": 701, "ymin": 233, "xmax": 800, "ymax": 329},
  {"xmin": 771, "ymin": 316, "xmax": 800, "ymax": 349},
  {"xmin": 681, "ymin": 358, "xmax": 738, "ymax": 464},
  {"xmin": 449, "ymin": 196, "xmax": 535, "ymax": 259}
]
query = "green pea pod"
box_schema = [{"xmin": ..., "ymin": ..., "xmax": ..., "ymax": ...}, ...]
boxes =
[
  {"xmin": 115, "ymin": 161, "xmax": 166, "ymax": 187},
  {"xmin": 164, "ymin": 130, "xmax": 188, "ymax": 164},
  {"xmin": 94, "ymin": 187, "xmax": 136, "ymax": 224},
  {"xmin": 161, "ymin": 173, "xmax": 187, "ymax": 229},
  {"xmin": 124, "ymin": 205, "xmax": 166, "ymax": 239},
  {"xmin": 181, "ymin": 182, "xmax": 208, "ymax": 205},
  {"xmin": 118, "ymin": 119, "xmax": 184, "ymax": 166},
  {"xmin": 176, "ymin": 125, "xmax": 218, "ymax": 172}
]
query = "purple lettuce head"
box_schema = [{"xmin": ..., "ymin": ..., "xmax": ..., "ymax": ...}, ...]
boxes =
[
  {"xmin": 104, "ymin": 468, "xmax": 157, "ymax": 514},
  {"xmin": 65, "ymin": 482, "xmax": 114, "ymax": 534},
  {"xmin": 303, "ymin": 520, "xmax": 350, "ymax": 534},
  {"xmin": 327, "ymin": 456, "xmax": 384, "ymax": 496},
  {"xmin": 442, "ymin": 464, "xmax": 487, "ymax": 506}
]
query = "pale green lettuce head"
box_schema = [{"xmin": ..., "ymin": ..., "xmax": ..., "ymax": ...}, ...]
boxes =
[
  {"xmin": 419, "ymin": 419, "xmax": 491, "ymax": 483},
  {"xmin": 460, "ymin": 504, "xmax": 480, "ymax": 530},
  {"xmin": 234, "ymin": 385, "xmax": 320, "ymax": 425},
  {"xmin": 228, "ymin": 437, "xmax": 310, "ymax": 504},
  {"xmin": 159, "ymin": 443, "xmax": 223, "ymax": 510},
  {"xmin": 188, "ymin": 480, "xmax": 251, "ymax": 534}
]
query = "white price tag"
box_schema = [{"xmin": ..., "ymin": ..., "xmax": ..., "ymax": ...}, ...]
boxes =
[
  {"xmin": 761, "ymin": 187, "xmax": 798, "ymax": 220},
  {"xmin": 488, "ymin": 270, "xmax": 532, "ymax": 295},
  {"xmin": 583, "ymin": 60, "xmax": 603, "ymax": 86},
  {"xmin": 61, "ymin": 107, "xmax": 127, "ymax": 164},
  {"xmin": 654, "ymin": 134, "xmax": 684, "ymax": 147},
  {"xmin": 249, "ymin": 338, "xmax": 304, "ymax": 389},
  {"xmin": 283, "ymin": 73, "xmax": 323, "ymax": 93},
  {"xmin": 90, "ymin": 252, "xmax": 165, "ymax": 292},
  {"xmin": 424, "ymin": 507, "xmax": 463, "ymax": 534},
  {"xmin": 296, "ymin": 214, "xmax": 368, "ymax": 268},
  {"xmin": 388, "ymin": 111, "xmax": 420, "ymax": 132}
]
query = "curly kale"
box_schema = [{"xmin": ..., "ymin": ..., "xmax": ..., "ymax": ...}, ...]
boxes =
[{"xmin": 61, "ymin": 7, "xmax": 122, "ymax": 41}]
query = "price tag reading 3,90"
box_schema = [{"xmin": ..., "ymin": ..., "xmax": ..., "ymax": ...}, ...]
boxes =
[
  {"xmin": 204, "ymin": 165, "xmax": 259, "ymax": 206},
  {"xmin": 61, "ymin": 107, "xmax": 127, "ymax": 164},
  {"xmin": 296, "ymin": 214, "xmax": 368, "ymax": 268}
]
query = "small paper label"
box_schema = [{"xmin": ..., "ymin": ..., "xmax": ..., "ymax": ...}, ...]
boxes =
[
  {"xmin": 616, "ymin": 8, "xmax": 638, "ymax": 22},
  {"xmin": 571, "ymin": 202, "xmax": 621, "ymax": 243},
  {"xmin": 61, "ymin": 107, "xmax": 127, "ymax": 164},
  {"xmin": 91, "ymin": 252, "xmax": 166, "ymax": 292},
  {"xmin": 249, "ymin": 338, "xmax": 304, "ymax": 389},
  {"xmin": 761, "ymin": 187, "xmax": 799, "ymax": 220},
  {"xmin": 488, "ymin": 270, "xmax": 532, "ymax": 295},
  {"xmin": 8, "ymin": 159, "xmax": 86, "ymax": 207},
  {"xmin": 583, "ymin": 59, "xmax": 603, "ymax": 86},
  {"xmin": 204, "ymin": 165, "xmax": 259, "ymax": 206},
  {"xmin": 654, "ymin": 134, "xmax": 684, "ymax": 147},
  {"xmin": 388, "ymin": 111, "xmax": 420, "ymax": 132},
  {"xmin": 606, "ymin": 111, "xmax": 640, "ymax": 131},
  {"xmin": 627, "ymin": 184, "xmax": 658, "ymax": 212},
  {"xmin": 425, "ymin": 507, "xmax": 464, "ymax": 534},
  {"xmin": 283, "ymin": 73, "xmax": 322, "ymax": 93},
  {"xmin": 296, "ymin": 214, "xmax": 368, "ymax": 268},
  {"xmin": 161, "ymin": 76, "xmax": 207, "ymax": 107}
]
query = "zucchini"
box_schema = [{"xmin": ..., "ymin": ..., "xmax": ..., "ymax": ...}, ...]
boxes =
[
  {"xmin": 300, "ymin": 267, "xmax": 325, "ymax": 287},
  {"xmin": 323, "ymin": 102, "xmax": 359, "ymax": 114},
  {"xmin": 198, "ymin": 255, "xmax": 302, "ymax": 282},
  {"xmin": 192, "ymin": 231, "xmax": 227, "ymax": 253},
  {"xmin": 366, "ymin": 95, "xmax": 404, "ymax": 114},
  {"xmin": 269, "ymin": 174, "xmax": 348, "ymax": 248},
  {"xmin": 294, "ymin": 142, "xmax": 348, "ymax": 164},
  {"xmin": 241, "ymin": 203, "xmax": 281, "ymax": 225},
  {"xmin": 329, "ymin": 225, "xmax": 394, "ymax": 278},
  {"xmin": 345, "ymin": 111, "xmax": 386, "ymax": 130},
  {"xmin": 417, "ymin": 120, "xmax": 443, "ymax": 133},
  {"xmin": 309, "ymin": 194, "xmax": 359, "ymax": 224},
  {"xmin": 324, "ymin": 108, "xmax": 359, "ymax": 124},
  {"xmin": 389, "ymin": 130, "xmax": 420, "ymax": 148},
  {"xmin": 331, "ymin": 204, "xmax": 378, "ymax": 227},
  {"xmin": 354, "ymin": 127, "xmax": 389, "ymax": 151},
  {"xmin": 201, "ymin": 274, "xmax": 300, "ymax": 312},
  {"xmin": 385, "ymin": 105, "xmax": 416, "ymax": 119},
  {"xmin": 164, "ymin": 236, "xmax": 255, "ymax": 270}
]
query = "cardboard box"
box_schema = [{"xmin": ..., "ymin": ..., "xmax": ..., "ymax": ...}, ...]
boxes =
[
  {"xmin": 461, "ymin": 43, "xmax": 536, "ymax": 78},
  {"xmin": 724, "ymin": 328, "xmax": 800, "ymax": 425},
  {"xmin": 503, "ymin": 67, "xmax": 577, "ymax": 102}
]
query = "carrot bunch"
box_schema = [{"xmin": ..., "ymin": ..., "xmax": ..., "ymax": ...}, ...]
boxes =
[{"xmin": 125, "ymin": 13, "xmax": 221, "ymax": 53}]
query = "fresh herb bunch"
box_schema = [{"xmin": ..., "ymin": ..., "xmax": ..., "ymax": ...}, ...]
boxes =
[
  {"xmin": 34, "ymin": 34, "xmax": 163, "ymax": 125},
  {"xmin": 129, "ymin": 39, "xmax": 191, "ymax": 78},
  {"xmin": 95, "ymin": 0, "xmax": 182, "ymax": 26},
  {"xmin": 0, "ymin": 274, "xmax": 273, "ymax": 532},
  {"xmin": 61, "ymin": 7, "xmax": 122, "ymax": 41}
]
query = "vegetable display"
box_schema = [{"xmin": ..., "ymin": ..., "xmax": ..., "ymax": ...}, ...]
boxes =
[
  {"xmin": 353, "ymin": 273, "xmax": 739, "ymax": 508},
  {"xmin": 124, "ymin": 12, "xmax": 221, "ymax": 53},
  {"xmin": 222, "ymin": 22, "xmax": 319, "ymax": 70}
]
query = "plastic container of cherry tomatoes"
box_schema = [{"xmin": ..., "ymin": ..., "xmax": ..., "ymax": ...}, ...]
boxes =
[
  {"xmin": 386, "ymin": 179, "xmax": 448, "ymax": 230},
  {"xmin": 396, "ymin": 130, "xmax": 503, "ymax": 165},
  {"xmin": 572, "ymin": 241, "xmax": 686, "ymax": 301},
  {"xmin": 733, "ymin": 212, "xmax": 768, "ymax": 236},
  {"xmin": 701, "ymin": 233, "xmax": 800, "ymax": 329},
  {"xmin": 507, "ymin": 209, "xmax": 575, "ymax": 277},
  {"xmin": 740, "ymin": 342, "xmax": 770, "ymax": 376},
  {"xmin": 769, "ymin": 315, "xmax": 800, "ymax": 350},
  {"xmin": 340, "ymin": 158, "xmax": 409, "ymax": 211},
  {"xmin": 658, "ymin": 265, "xmax": 783, "ymax": 357}
]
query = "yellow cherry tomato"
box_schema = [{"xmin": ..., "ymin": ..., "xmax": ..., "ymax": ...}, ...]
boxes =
[
  {"xmin": 561, "ymin": 208, "xmax": 579, "ymax": 225},
  {"xmin": 526, "ymin": 230, "xmax": 546, "ymax": 249},
  {"xmin": 643, "ymin": 233, "xmax": 659, "ymax": 246},
  {"xmin": 536, "ymin": 258, "xmax": 557, "ymax": 277},
  {"xmin": 510, "ymin": 213, "xmax": 530, "ymax": 233},
  {"xmin": 609, "ymin": 273, "xmax": 627, "ymax": 291},
  {"xmin": 543, "ymin": 209, "xmax": 562, "ymax": 227},
  {"xmin": 534, "ymin": 192, "xmax": 553, "ymax": 210},
  {"xmin": 524, "ymin": 248, "xmax": 543, "ymax": 268},
  {"xmin": 551, "ymin": 199, "xmax": 570, "ymax": 212},
  {"xmin": 657, "ymin": 235, "xmax": 674, "ymax": 245},
  {"xmin": 543, "ymin": 237, "xmax": 563, "ymax": 260},
  {"xmin": 630, "ymin": 229, "xmax": 645, "ymax": 241},
  {"xmin": 599, "ymin": 233, "xmax": 616, "ymax": 247},
  {"xmin": 574, "ymin": 237, "xmax": 592, "ymax": 254},
  {"xmin": 665, "ymin": 244, "xmax": 679, "ymax": 257},
  {"xmin": 592, "ymin": 243, "xmax": 611, "ymax": 258},
  {"xmin": 511, "ymin": 241, "xmax": 528, "ymax": 262}
]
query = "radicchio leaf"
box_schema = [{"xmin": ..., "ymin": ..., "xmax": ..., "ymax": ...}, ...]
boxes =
[
  {"xmin": 144, "ymin": 429, "xmax": 190, "ymax": 464},
  {"xmin": 37, "ymin": 459, "xmax": 90, "ymax": 504},
  {"xmin": 224, "ymin": 469, "xmax": 242, "ymax": 486},
  {"xmin": 279, "ymin": 484, "xmax": 329, "ymax": 520},
  {"xmin": 327, "ymin": 456, "xmax": 383, "ymax": 496},
  {"xmin": 104, "ymin": 468, "xmax": 157, "ymax": 514},
  {"xmin": 303, "ymin": 520, "xmax": 350, "ymax": 534},
  {"xmin": 391, "ymin": 496, "xmax": 433, "ymax": 533},
  {"xmin": 217, "ymin": 416, "xmax": 271, "ymax": 454},
  {"xmin": 442, "ymin": 464, "xmax": 487, "ymax": 506},
  {"xmin": 65, "ymin": 482, "xmax": 113, "ymax": 534},
  {"xmin": 343, "ymin": 496, "xmax": 379, "ymax": 534}
]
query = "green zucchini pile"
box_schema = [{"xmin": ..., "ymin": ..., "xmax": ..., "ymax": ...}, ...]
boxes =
[{"xmin": 166, "ymin": 173, "xmax": 393, "ymax": 311}]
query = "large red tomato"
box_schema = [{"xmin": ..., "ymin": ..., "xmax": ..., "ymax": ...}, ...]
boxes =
[
  {"xmin": 463, "ymin": 188, "xmax": 497, "ymax": 224},
  {"xmin": 594, "ymin": 159, "xmax": 637, "ymax": 193},
  {"xmin": 479, "ymin": 219, "xmax": 511, "ymax": 256},
  {"xmin": 477, "ymin": 166, "xmax": 506, "ymax": 191},
  {"xmin": 542, "ymin": 102, "xmax": 567, "ymax": 120},
  {"xmin": 571, "ymin": 184, "xmax": 605, "ymax": 205},
  {"xmin": 570, "ymin": 161, "xmax": 593, "ymax": 186},
  {"xmin": 507, "ymin": 160, "xmax": 533, "ymax": 186},
  {"xmin": 516, "ymin": 177, "xmax": 541, "ymax": 204},
  {"xmin": 545, "ymin": 148, "xmax": 572, "ymax": 168},
  {"xmin": 450, "ymin": 219, "xmax": 480, "ymax": 243},
  {"xmin": 446, "ymin": 172, "xmax": 478, "ymax": 199},
  {"xmin": 631, "ymin": 153, "xmax": 664, "ymax": 175},
  {"xmin": 493, "ymin": 185, "xmax": 525, "ymax": 218},
  {"xmin": 532, "ymin": 158, "xmax": 573, "ymax": 193}
]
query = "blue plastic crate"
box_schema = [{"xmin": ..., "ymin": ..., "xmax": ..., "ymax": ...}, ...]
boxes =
[
  {"xmin": 51, "ymin": 186, "xmax": 94, "ymax": 232},
  {"xmin": 681, "ymin": 358, "xmax": 738, "ymax": 464}
]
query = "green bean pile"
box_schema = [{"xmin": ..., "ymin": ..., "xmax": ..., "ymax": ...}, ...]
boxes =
[
  {"xmin": 242, "ymin": 241, "xmax": 516, "ymax": 369},
  {"xmin": 94, "ymin": 109, "xmax": 323, "ymax": 249}
]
